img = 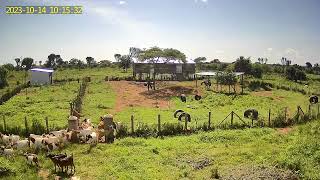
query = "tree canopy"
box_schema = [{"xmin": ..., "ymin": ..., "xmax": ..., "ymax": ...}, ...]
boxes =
[
  {"xmin": 21, "ymin": 57, "xmax": 34, "ymax": 70},
  {"xmin": 0, "ymin": 66, "xmax": 8, "ymax": 89},
  {"xmin": 138, "ymin": 47, "xmax": 186, "ymax": 63},
  {"xmin": 194, "ymin": 57, "xmax": 206, "ymax": 64},
  {"xmin": 234, "ymin": 56, "xmax": 252, "ymax": 74}
]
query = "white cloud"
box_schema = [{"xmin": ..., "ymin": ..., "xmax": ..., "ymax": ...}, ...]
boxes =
[
  {"xmin": 194, "ymin": 0, "xmax": 208, "ymax": 3},
  {"xmin": 215, "ymin": 50, "xmax": 224, "ymax": 54},
  {"xmin": 267, "ymin": 48, "xmax": 273, "ymax": 51},
  {"xmin": 119, "ymin": 1, "xmax": 127, "ymax": 5}
]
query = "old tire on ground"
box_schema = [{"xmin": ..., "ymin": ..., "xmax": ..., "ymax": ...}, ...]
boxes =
[
  {"xmin": 244, "ymin": 109, "xmax": 259, "ymax": 120},
  {"xmin": 174, "ymin": 109, "xmax": 184, "ymax": 118},
  {"xmin": 310, "ymin": 95, "xmax": 318, "ymax": 104},
  {"xmin": 194, "ymin": 95, "xmax": 202, "ymax": 101},
  {"xmin": 178, "ymin": 112, "xmax": 191, "ymax": 122}
]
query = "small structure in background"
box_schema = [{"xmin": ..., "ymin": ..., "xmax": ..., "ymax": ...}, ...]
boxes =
[
  {"xmin": 133, "ymin": 62, "xmax": 196, "ymax": 81},
  {"xmin": 30, "ymin": 68, "xmax": 54, "ymax": 85}
]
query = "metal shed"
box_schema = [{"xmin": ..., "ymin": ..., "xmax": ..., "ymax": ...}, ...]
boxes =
[
  {"xmin": 30, "ymin": 68, "xmax": 54, "ymax": 85},
  {"xmin": 133, "ymin": 63, "xmax": 196, "ymax": 81}
]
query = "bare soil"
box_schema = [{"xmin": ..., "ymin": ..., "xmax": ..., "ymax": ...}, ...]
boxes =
[
  {"xmin": 277, "ymin": 127, "xmax": 293, "ymax": 134},
  {"xmin": 109, "ymin": 81, "xmax": 200, "ymax": 113}
]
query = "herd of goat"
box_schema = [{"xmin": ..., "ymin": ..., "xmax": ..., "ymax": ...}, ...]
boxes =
[{"xmin": 0, "ymin": 118, "xmax": 117, "ymax": 174}]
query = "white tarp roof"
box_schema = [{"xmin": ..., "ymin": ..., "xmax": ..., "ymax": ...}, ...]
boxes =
[
  {"xmin": 195, "ymin": 71, "xmax": 245, "ymax": 76},
  {"xmin": 30, "ymin": 68, "xmax": 54, "ymax": 73}
]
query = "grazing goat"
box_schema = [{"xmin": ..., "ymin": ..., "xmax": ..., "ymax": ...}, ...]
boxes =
[
  {"xmin": 180, "ymin": 94, "xmax": 187, "ymax": 103},
  {"xmin": 0, "ymin": 146, "xmax": 14, "ymax": 157},
  {"xmin": 47, "ymin": 153, "xmax": 67, "ymax": 172},
  {"xmin": 13, "ymin": 139, "xmax": 30, "ymax": 150},
  {"xmin": 24, "ymin": 153, "xmax": 39, "ymax": 167},
  {"xmin": 9, "ymin": 135, "xmax": 20, "ymax": 144},
  {"xmin": 201, "ymin": 79, "xmax": 212, "ymax": 90},
  {"xmin": 55, "ymin": 154, "xmax": 75, "ymax": 173},
  {"xmin": 0, "ymin": 133, "xmax": 10, "ymax": 145},
  {"xmin": 86, "ymin": 132, "xmax": 97, "ymax": 144}
]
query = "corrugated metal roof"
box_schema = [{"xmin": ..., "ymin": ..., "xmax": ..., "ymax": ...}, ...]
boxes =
[
  {"xmin": 195, "ymin": 71, "xmax": 245, "ymax": 76},
  {"xmin": 30, "ymin": 68, "xmax": 54, "ymax": 73}
]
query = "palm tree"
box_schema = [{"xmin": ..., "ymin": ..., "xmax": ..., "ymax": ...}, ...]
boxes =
[{"xmin": 14, "ymin": 58, "xmax": 21, "ymax": 69}]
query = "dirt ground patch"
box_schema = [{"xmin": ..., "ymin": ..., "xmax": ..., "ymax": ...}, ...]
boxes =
[
  {"xmin": 108, "ymin": 81, "xmax": 171, "ymax": 113},
  {"xmin": 109, "ymin": 81, "xmax": 200, "ymax": 113},
  {"xmin": 277, "ymin": 127, "xmax": 293, "ymax": 134},
  {"xmin": 252, "ymin": 91, "xmax": 285, "ymax": 101}
]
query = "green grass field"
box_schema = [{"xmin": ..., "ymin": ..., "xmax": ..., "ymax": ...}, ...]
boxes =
[
  {"xmin": 0, "ymin": 82, "xmax": 79, "ymax": 129},
  {"xmin": 1, "ymin": 117, "xmax": 320, "ymax": 179},
  {"xmin": 53, "ymin": 67, "xmax": 132, "ymax": 81}
]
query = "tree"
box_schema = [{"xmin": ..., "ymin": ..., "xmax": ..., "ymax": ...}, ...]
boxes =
[
  {"xmin": 257, "ymin": 57, "xmax": 268, "ymax": 64},
  {"xmin": 21, "ymin": 57, "xmax": 34, "ymax": 70},
  {"xmin": 194, "ymin": 57, "xmax": 206, "ymax": 64},
  {"xmin": 251, "ymin": 64, "xmax": 263, "ymax": 78},
  {"xmin": 114, "ymin": 54, "xmax": 121, "ymax": 62},
  {"xmin": 69, "ymin": 58, "xmax": 84, "ymax": 69},
  {"xmin": 234, "ymin": 56, "xmax": 252, "ymax": 74},
  {"xmin": 285, "ymin": 66, "xmax": 307, "ymax": 82},
  {"xmin": 98, "ymin": 60, "xmax": 112, "ymax": 67},
  {"xmin": 162, "ymin": 48, "xmax": 186, "ymax": 63},
  {"xmin": 39, "ymin": 61, "xmax": 42, "ymax": 67},
  {"xmin": 45, "ymin": 54, "xmax": 57, "ymax": 68},
  {"xmin": 281, "ymin": 57, "xmax": 291, "ymax": 66},
  {"xmin": 194, "ymin": 57, "xmax": 206, "ymax": 70},
  {"xmin": 0, "ymin": 66, "xmax": 8, "ymax": 89},
  {"xmin": 14, "ymin": 58, "xmax": 21, "ymax": 70},
  {"xmin": 2, "ymin": 63, "xmax": 15, "ymax": 71},
  {"xmin": 216, "ymin": 72, "xmax": 237, "ymax": 93},
  {"xmin": 86, "ymin": 57, "xmax": 95, "ymax": 67},
  {"xmin": 306, "ymin": 62, "xmax": 312, "ymax": 68},
  {"xmin": 55, "ymin": 55, "xmax": 66, "ymax": 68}
]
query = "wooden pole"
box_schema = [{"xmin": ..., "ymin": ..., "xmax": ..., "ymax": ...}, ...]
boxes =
[
  {"xmin": 231, "ymin": 111, "xmax": 234, "ymax": 126},
  {"xmin": 131, "ymin": 115, "xmax": 134, "ymax": 135},
  {"xmin": 241, "ymin": 74, "xmax": 244, "ymax": 94},
  {"xmin": 45, "ymin": 117, "xmax": 49, "ymax": 134},
  {"xmin": 208, "ymin": 111, "xmax": 211, "ymax": 129},
  {"xmin": 157, "ymin": 114, "xmax": 161, "ymax": 136},
  {"xmin": 308, "ymin": 104, "xmax": 311, "ymax": 115},
  {"xmin": 268, "ymin": 109, "xmax": 271, "ymax": 127},
  {"xmin": 104, "ymin": 114, "xmax": 114, "ymax": 143},
  {"xmin": 184, "ymin": 119, "xmax": 188, "ymax": 132},
  {"xmin": 196, "ymin": 75, "xmax": 198, "ymax": 88}
]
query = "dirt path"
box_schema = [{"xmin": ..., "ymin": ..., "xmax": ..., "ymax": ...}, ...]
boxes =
[
  {"xmin": 108, "ymin": 81, "xmax": 198, "ymax": 113},
  {"xmin": 277, "ymin": 127, "xmax": 293, "ymax": 134},
  {"xmin": 109, "ymin": 81, "xmax": 170, "ymax": 113}
]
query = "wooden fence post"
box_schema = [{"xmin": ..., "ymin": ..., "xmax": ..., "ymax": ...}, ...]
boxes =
[
  {"xmin": 24, "ymin": 116, "xmax": 28, "ymax": 136},
  {"xmin": 45, "ymin": 117, "xmax": 49, "ymax": 134},
  {"xmin": 157, "ymin": 114, "xmax": 161, "ymax": 136},
  {"xmin": 268, "ymin": 109, "xmax": 271, "ymax": 127},
  {"xmin": 103, "ymin": 114, "xmax": 114, "ymax": 143},
  {"xmin": 231, "ymin": 111, "xmax": 234, "ymax": 126},
  {"xmin": 3, "ymin": 115, "xmax": 6, "ymax": 133},
  {"xmin": 208, "ymin": 111, "xmax": 211, "ymax": 129},
  {"xmin": 131, "ymin": 115, "xmax": 134, "ymax": 135},
  {"xmin": 184, "ymin": 119, "xmax": 188, "ymax": 132},
  {"xmin": 308, "ymin": 104, "xmax": 311, "ymax": 115}
]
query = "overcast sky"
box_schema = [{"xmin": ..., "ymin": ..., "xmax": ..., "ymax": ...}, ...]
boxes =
[{"xmin": 0, "ymin": 0, "xmax": 319, "ymax": 65}]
